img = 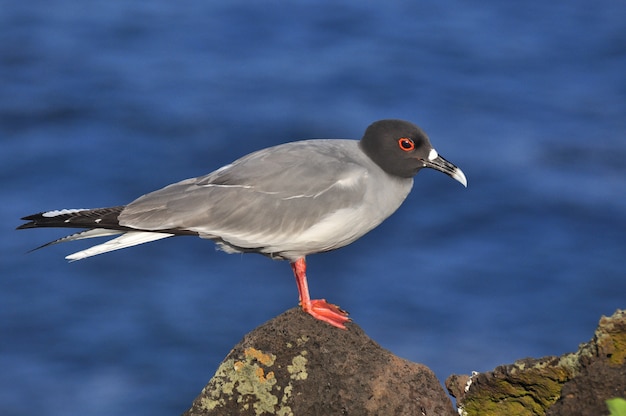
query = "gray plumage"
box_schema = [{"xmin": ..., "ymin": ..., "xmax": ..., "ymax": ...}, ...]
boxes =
[{"xmin": 119, "ymin": 139, "xmax": 413, "ymax": 260}]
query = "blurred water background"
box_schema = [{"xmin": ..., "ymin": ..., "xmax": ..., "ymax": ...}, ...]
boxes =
[{"xmin": 2, "ymin": 1, "xmax": 625, "ymax": 415}]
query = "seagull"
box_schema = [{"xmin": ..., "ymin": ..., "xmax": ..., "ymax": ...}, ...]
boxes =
[{"xmin": 18, "ymin": 119, "xmax": 467, "ymax": 329}]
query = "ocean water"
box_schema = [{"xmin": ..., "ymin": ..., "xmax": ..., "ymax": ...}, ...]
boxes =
[{"xmin": 2, "ymin": 1, "xmax": 625, "ymax": 415}]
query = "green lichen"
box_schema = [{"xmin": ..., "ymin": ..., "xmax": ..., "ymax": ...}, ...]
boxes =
[
  {"xmin": 462, "ymin": 361, "xmax": 573, "ymax": 416},
  {"xmin": 285, "ymin": 335, "xmax": 309, "ymax": 350},
  {"xmin": 199, "ymin": 349, "xmax": 283, "ymax": 415},
  {"xmin": 276, "ymin": 403, "xmax": 294, "ymax": 416},
  {"xmin": 556, "ymin": 352, "xmax": 582, "ymax": 374},
  {"xmin": 233, "ymin": 365, "xmax": 276, "ymax": 410},
  {"xmin": 199, "ymin": 358, "xmax": 238, "ymax": 411},
  {"xmin": 197, "ymin": 346, "xmax": 303, "ymax": 416},
  {"xmin": 288, "ymin": 352, "xmax": 308, "ymax": 381},
  {"xmin": 459, "ymin": 311, "xmax": 626, "ymax": 416},
  {"xmin": 276, "ymin": 384, "xmax": 294, "ymax": 416}
]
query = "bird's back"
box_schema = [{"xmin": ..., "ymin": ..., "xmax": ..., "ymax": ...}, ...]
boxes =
[{"xmin": 118, "ymin": 139, "xmax": 413, "ymax": 260}]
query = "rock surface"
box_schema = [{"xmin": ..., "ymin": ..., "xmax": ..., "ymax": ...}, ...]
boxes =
[
  {"xmin": 184, "ymin": 308, "xmax": 626, "ymax": 415},
  {"xmin": 183, "ymin": 307, "xmax": 456, "ymax": 416},
  {"xmin": 447, "ymin": 309, "xmax": 626, "ymax": 416}
]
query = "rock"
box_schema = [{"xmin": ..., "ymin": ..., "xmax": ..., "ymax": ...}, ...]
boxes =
[
  {"xmin": 183, "ymin": 307, "xmax": 456, "ymax": 416},
  {"xmin": 446, "ymin": 309, "xmax": 626, "ymax": 416},
  {"xmin": 547, "ymin": 310, "xmax": 626, "ymax": 416}
]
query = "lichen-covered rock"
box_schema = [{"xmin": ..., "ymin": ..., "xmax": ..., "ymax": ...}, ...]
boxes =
[
  {"xmin": 184, "ymin": 307, "xmax": 455, "ymax": 416},
  {"xmin": 546, "ymin": 310, "xmax": 626, "ymax": 416},
  {"xmin": 447, "ymin": 309, "xmax": 626, "ymax": 416}
]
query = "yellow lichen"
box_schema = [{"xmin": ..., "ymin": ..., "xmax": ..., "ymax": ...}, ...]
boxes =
[
  {"xmin": 609, "ymin": 332, "xmax": 626, "ymax": 366},
  {"xmin": 254, "ymin": 367, "xmax": 275, "ymax": 383},
  {"xmin": 244, "ymin": 347, "xmax": 276, "ymax": 366}
]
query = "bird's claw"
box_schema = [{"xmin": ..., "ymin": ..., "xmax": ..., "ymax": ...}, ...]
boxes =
[{"xmin": 302, "ymin": 299, "xmax": 350, "ymax": 329}]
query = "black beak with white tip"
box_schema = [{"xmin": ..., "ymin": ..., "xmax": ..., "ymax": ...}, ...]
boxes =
[{"xmin": 422, "ymin": 148, "xmax": 467, "ymax": 187}]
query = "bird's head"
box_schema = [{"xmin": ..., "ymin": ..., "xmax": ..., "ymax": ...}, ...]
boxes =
[{"xmin": 359, "ymin": 119, "xmax": 467, "ymax": 186}]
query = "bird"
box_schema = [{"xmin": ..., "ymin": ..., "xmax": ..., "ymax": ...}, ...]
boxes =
[{"xmin": 17, "ymin": 119, "xmax": 466, "ymax": 329}]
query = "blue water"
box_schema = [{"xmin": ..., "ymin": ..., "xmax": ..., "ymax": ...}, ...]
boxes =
[{"xmin": 2, "ymin": 1, "xmax": 625, "ymax": 415}]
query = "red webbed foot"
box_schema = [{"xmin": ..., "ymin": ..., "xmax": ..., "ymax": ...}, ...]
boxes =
[
  {"xmin": 290, "ymin": 258, "xmax": 350, "ymax": 330},
  {"xmin": 303, "ymin": 299, "xmax": 350, "ymax": 329}
]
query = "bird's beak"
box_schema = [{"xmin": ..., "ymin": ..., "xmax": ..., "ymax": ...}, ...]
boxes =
[{"xmin": 422, "ymin": 149, "xmax": 467, "ymax": 187}]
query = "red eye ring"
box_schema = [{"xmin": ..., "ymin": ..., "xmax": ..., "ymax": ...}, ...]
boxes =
[{"xmin": 398, "ymin": 137, "xmax": 415, "ymax": 151}]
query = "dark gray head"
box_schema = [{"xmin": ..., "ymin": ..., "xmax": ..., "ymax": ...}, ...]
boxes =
[{"xmin": 359, "ymin": 119, "xmax": 467, "ymax": 186}]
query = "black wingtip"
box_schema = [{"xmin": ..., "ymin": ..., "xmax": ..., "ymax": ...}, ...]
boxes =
[
  {"xmin": 16, "ymin": 207, "xmax": 126, "ymax": 231},
  {"xmin": 17, "ymin": 221, "xmax": 36, "ymax": 230},
  {"xmin": 17, "ymin": 212, "xmax": 48, "ymax": 230}
]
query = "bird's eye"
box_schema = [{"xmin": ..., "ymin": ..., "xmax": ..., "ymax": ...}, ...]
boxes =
[{"xmin": 398, "ymin": 137, "xmax": 415, "ymax": 151}]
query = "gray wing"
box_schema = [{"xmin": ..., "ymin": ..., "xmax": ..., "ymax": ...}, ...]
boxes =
[{"xmin": 118, "ymin": 140, "xmax": 368, "ymax": 245}]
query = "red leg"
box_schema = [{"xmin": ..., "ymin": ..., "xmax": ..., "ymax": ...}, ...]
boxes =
[{"xmin": 290, "ymin": 257, "xmax": 350, "ymax": 329}]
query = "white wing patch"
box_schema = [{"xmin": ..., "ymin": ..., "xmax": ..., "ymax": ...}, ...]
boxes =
[
  {"xmin": 334, "ymin": 172, "xmax": 365, "ymax": 188},
  {"xmin": 42, "ymin": 208, "xmax": 90, "ymax": 218},
  {"xmin": 65, "ymin": 231, "xmax": 174, "ymax": 262},
  {"xmin": 281, "ymin": 171, "xmax": 365, "ymax": 200}
]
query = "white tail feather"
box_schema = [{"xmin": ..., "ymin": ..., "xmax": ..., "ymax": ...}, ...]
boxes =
[
  {"xmin": 48, "ymin": 229, "xmax": 124, "ymax": 246},
  {"xmin": 66, "ymin": 231, "xmax": 174, "ymax": 261}
]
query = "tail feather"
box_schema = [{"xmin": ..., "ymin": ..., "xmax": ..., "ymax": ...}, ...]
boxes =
[
  {"xmin": 65, "ymin": 231, "xmax": 174, "ymax": 261},
  {"xmin": 29, "ymin": 228, "xmax": 125, "ymax": 252},
  {"xmin": 18, "ymin": 206, "xmax": 183, "ymax": 261}
]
